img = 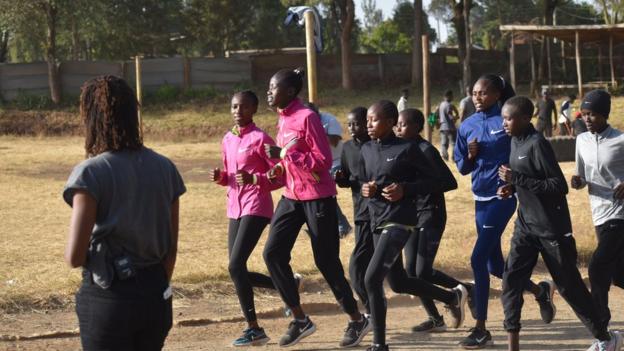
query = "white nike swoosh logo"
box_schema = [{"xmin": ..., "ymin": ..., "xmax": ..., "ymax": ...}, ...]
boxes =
[
  {"xmin": 518, "ymin": 155, "xmax": 527, "ymax": 159},
  {"xmin": 284, "ymin": 132, "xmax": 295, "ymax": 138},
  {"xmin": 483, "ymin": 225, "xmax": 494, "ymax": 228},
  {"xmin": 476, "ymin": 336, "xmax": 487, "ymax": 343},
  {"xmin": 386, "ymin": 158, "xmax": 395, "ymax": 162},
  {"xmin": 238, "ymin": 148, "xmax": 250, "ymax": 153},
  {"xmin": 490, "ymin": 129, "xmax": 504, "ymax": 134}
]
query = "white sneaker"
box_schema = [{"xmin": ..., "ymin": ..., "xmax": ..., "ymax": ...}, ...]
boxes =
[{"xmin": 592, "ymin": 331, "xmax": 623, "ymax": 351}]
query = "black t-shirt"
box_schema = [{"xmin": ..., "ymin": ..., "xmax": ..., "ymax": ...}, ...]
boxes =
[{"xmin": 537, "ymin": 98, "xmax": 556, "ymax": 125}]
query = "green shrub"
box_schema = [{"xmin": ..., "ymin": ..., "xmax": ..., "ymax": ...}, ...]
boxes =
[
  {"xmin": 181, "ymin": 86, "xmax": 217, "ymax": 101},
  {"xmin": 11, "ymin": 91, "xmax": 53, "ymax": 110},
  {"xmin": 150, "ymin": 83, "xmax": 180, "ymax": 103}
]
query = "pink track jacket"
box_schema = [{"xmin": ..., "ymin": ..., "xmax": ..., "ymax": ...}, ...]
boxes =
[
  {"xmin": 218, "ymin": 123, "xmax": 282, "ymax": 219},
  {"xmin": 276, "ymin": 98, "xmax": 337, "ymax": 201}
]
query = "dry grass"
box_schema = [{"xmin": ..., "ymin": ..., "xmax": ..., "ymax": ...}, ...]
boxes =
[{"xmin": 0, "ymin": 93, "xmax": 622, "ymax": 313}]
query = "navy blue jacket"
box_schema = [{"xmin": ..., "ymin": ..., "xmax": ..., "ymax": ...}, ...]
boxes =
[{"xmin": 454, "ymin": 104, "xmax": 511, "ymax": 199}]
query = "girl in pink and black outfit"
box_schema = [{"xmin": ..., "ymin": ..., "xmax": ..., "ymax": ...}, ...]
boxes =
[
  {"xmin": 209, "ymin": 91, "xmax": 281, "ymax": 347},
  {"xmin": 263, "ymin": 68, "xmax": 369, "ymax": 348}
]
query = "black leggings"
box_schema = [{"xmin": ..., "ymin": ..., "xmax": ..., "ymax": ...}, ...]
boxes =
[
  {"xmin": 349, "ymin": 220, "xmax": 375, "ymax": 314},
  {"xmin": 365, "ymin": 226, "xmax": 456, "ymax": 345},
  {"xmin": 404, "ymin": 225, "xmax": 464, "ymax": 320},
  {"xmin": 228, "ymin": 216, "xmax": 275, "ymax": 323}
]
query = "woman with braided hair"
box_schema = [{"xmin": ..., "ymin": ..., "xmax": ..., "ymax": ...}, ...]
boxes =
[{"xmin": 63, "ymin": 75, "xmax": 185, "ymax": 350}]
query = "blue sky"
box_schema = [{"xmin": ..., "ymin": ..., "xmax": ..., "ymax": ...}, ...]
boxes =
[{"xmin": 353, "ymin": 0, "xmax": 449, "ymax": 43}]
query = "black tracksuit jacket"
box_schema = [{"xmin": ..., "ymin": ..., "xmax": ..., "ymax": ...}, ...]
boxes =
[
  {"xmin": 413, "ymin": 136, "xmax": 457, "ymax": 228},
  {"xmin": 509, "ymin": 124, "xmax": 572, "ymax": 239},
  {"xmin": 361, "ymin": 134, "xmax": 448, "ymax": 230},
  {"xmin": 336, "ymin": 137, "xmax": 371, "ymax": 223}
]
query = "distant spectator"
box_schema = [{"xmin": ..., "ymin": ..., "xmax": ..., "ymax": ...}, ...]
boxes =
[
  {"xmin": 397, "ymin": 88, "xmax": 409, "ymax": 113},
  {"xmin": 572, "ymin": 111, "xmax": 588, "ymax": 136},
  {"xmin": 459, "ymin": 85, "xmax": 476, "ymax": 122},
  {"xmin": 534, "ymin": 90, "xmax": 557, "ymax": 137},
  {"xmin": 438, "ymin": 89, "xmax": 459, "ymax": 161},
  {"xmin": 558, "ymin": 94, "xmax": 575, "ymax": 136}
]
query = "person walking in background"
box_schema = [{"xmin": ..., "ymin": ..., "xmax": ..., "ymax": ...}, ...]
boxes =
[
  {"xmin": 572, "ymin": 110, "xmax": 588, "ymax": 136},
  {"xmin": 454, "ymin": 75, "xmax": 555, "ymax": 349},
  {"xmin": 558, "ymin": 94, "xmax": 575, "ymax": 136},
  {"xmin": 397, "ymin": 88, "xmax": 409, "ymax": 113},
  {"xmin": 305, "ymin": 102, "xmax": 353, "ymax": 237},
  {"xmin": 263, "ymin": 68, "xmax": 370, "ymax": 348},
  {"xmin": 460, "ymin": 85, "xmax": 476, "ymax": 122},
  {"xmin": 438, "ymin": 89, "xmax": 459, "ymax": 161},
  {"xmin": 396, "ymin": 108, "xmax": 474, "ymax": 333},
  {"xmin": 334, "ymin": 106, "xmax": 374, "ymax": 320},
  {"xmin": 572, "ymin": 90, "xmax": 624, "ymax": 351},
  {"xmin": 209, "ymin": 90, "xmax": 282, "ymax": 347},
  {"xmin": 64, "ymin": 76, "xmax": 185, "ymax": 350},
  {"xmin": 498, "ymin": 95, "xmax": 621, "ymax": 351},
  {"xmin": 534, "ymin": 90, "xmax": 557, "ymax": 137}
]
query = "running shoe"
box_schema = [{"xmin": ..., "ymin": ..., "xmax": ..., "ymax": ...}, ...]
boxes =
[
  {"xmin": 232, "ymin": 327, "xmax": 270, "ymax": 347},
  {"xmin": 445, "ymin": 284, "xmax": 467, "ymax": 328},
  {"xmin": 366, "ymin": 344, "xmax": 389, "ymax": 351},
  {"xmin": 412, "ymin": 316, "xmax": 447, "ymax": 333},
  {"xmin": 536, "ymin": 280, "xmax": 556, "ymax": 324},
  {"xmin": 459, "ymin": 327, "xmax": 493, "ymax": 349},
  {"xmin": 340, "ymin": 314, "xmax": 372, "ymax": 347},
  {"xmin": 279, "ymin": 316, "xmax": 316, "ymax": 347},
  {"xmin": 587, "ymin": 331, "xmax": 623, "ymax": 351}
]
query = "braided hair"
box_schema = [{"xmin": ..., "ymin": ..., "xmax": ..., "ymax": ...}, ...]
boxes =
[
  {"xmin": 80, "ymin": 75, "xmax": 142, "ymax": 157},
  {"xmin": 372, "ymin": 100, "xmax": 399, "ymax": 125}
]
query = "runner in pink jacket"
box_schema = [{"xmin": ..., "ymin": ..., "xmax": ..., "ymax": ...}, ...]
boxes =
[
  {"xmin": 262, "ymin": 68, "xmax": 369, "ymax": 348},
  {"xmin": 273, "ymin": 97, "xmax": 337, "ymax": 201},
  {"xmin": 209, "ymin": 91, "xmax": 280, "ymax": 347}
]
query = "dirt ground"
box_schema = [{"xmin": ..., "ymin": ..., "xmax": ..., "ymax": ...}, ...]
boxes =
[{"xmin": 2, "ymin": 275, "xmax": 623, "ymax": 351}]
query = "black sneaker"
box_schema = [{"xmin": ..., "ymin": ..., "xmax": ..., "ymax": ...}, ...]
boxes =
[
  {"xmin": 279, "ymin": 316, "xmax": 316, "ymax": 347},
  {"xmin": 284, "ymin": 273, "xmax": 304, "ymax": 317},
  {"xmin": 366, "ymin": 344, "xmax": 389, "ymax": 351},
  {"xmin": 464, "ymin": 282, "xmax": 477, "ymax": 320},
  {"xmin": 232, "ymin": 327, "xmax": 270, "ymax": 347},
  {"xmin": 459, "ymin": 327, "xmax": 493, "ymax": 349},
  {"xmin": 340, "ymin": 315, "xmax": 372, "ymax": 347},
  {"xmin": 445, "ymin": 284, "xmax": 467, "ymax": 329},
  {"xmin": 536, "ymin": 280, "xmax": 556, "ymax": 324},
  {"xmin": 412, "ymin": 316, "xmax": 447, "ymax": 333}
]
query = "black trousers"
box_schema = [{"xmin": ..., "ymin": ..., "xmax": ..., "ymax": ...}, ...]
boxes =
[
  {"xmin": 365, "ymin": 226, "xmax": 456, "ymax": 345},
  {"xmin": 589, "ymin": 219, "xmax": 624, "ymax": 329},
  {"xmin": 228, "ymin": 215, "xmax": 275, "ymax": 323},
  {"xmin": 76, "ymin": 265, "xmax": 172, "ymax": 351},
  {"xmin": 501, "ymin": 229, "xmax": 607, "ymax": 339},
  {"xmin": 263, "ymin": 196, "xmax": 358, "ymax": 315},
  {"xmin": 404, "ymin": 224, "xmax": 463, "ymax": 320},
  {"xmin": 349, "ymin": 220, "xmax": 375, "ymax": 314}
]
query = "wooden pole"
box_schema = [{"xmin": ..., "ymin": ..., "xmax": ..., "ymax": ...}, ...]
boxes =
[
  {"xmin": 422, "ymin": 34, "xmax": 432, "ymax": 142},
  {"xmin": 304, "ymin": 10, "xmax": 317, "ymax": 104},
  {"xmin": 561, "ymin": 41, "xmax": 567, "ymax": 77},
  {"xmin": 510, "ymin": 31, "xmax": 516, "ymax": 90},
  {"xmin": 183, "ymin": 57, "xmax": 191, "ymax": 91},
  {"xmin": 610, "ymin": 34, "xmax": 616, "ymax": 88},
  {"xmin": 598, "ymin": 45, "xmax": 604, "ymax": 81},
  {"xmin": 546, "ymin": 37, "xmax": 552, "ymax": 88},
  {"xmin": 575, "ymin": 31, "xmax": 583, "ymax": 99},
  {"xmin": 530, "ymin": 35, "xmax": 537, "ymax": 97},
  {"xmin": 135, "ymin": 56, "xmax": 143, "ymax": 136}
]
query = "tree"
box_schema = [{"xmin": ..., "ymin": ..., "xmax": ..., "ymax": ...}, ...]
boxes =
[
  {"xmin": 362, "ymin": 0, "xmax": 383, "ymax": 34},
  {"xmin": 595, "ymin": 0, "xmax": 624, "ymax": 23},
  {"xmin": 331, "ymin": 0, "xmax": 355, "ymax": 90},
  {"xmin": 412, "ymin": 0, "xmax": 423, "ymax": 87}
]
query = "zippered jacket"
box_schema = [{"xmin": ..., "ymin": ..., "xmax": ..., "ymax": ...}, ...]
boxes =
[
  {"xmin": 337, "ymin": 138, "xmax": 370, "ymax": 222},
  {"xmin": 454, "ymin": 104, "xmax": 511, "ymax": 200},
  {"xmin": 510, "ymin": 124, "xmax": 572, "ymax": 238},
  {"xmin": 275, "ymin": 98, "xmax": 337, "ymax": 201},
  {"xmin": 218, "ymin": 123, "xmax": 282, "ymax": 219}
]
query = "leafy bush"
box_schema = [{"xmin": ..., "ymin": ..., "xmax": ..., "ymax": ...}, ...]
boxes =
[
  {"xmin": 11, "ymin": 91, "xmax": 54, "ymax": 110},
  {"xmin": 181, "ymin": 86, "xmax": 217, "ymax": 101}
]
